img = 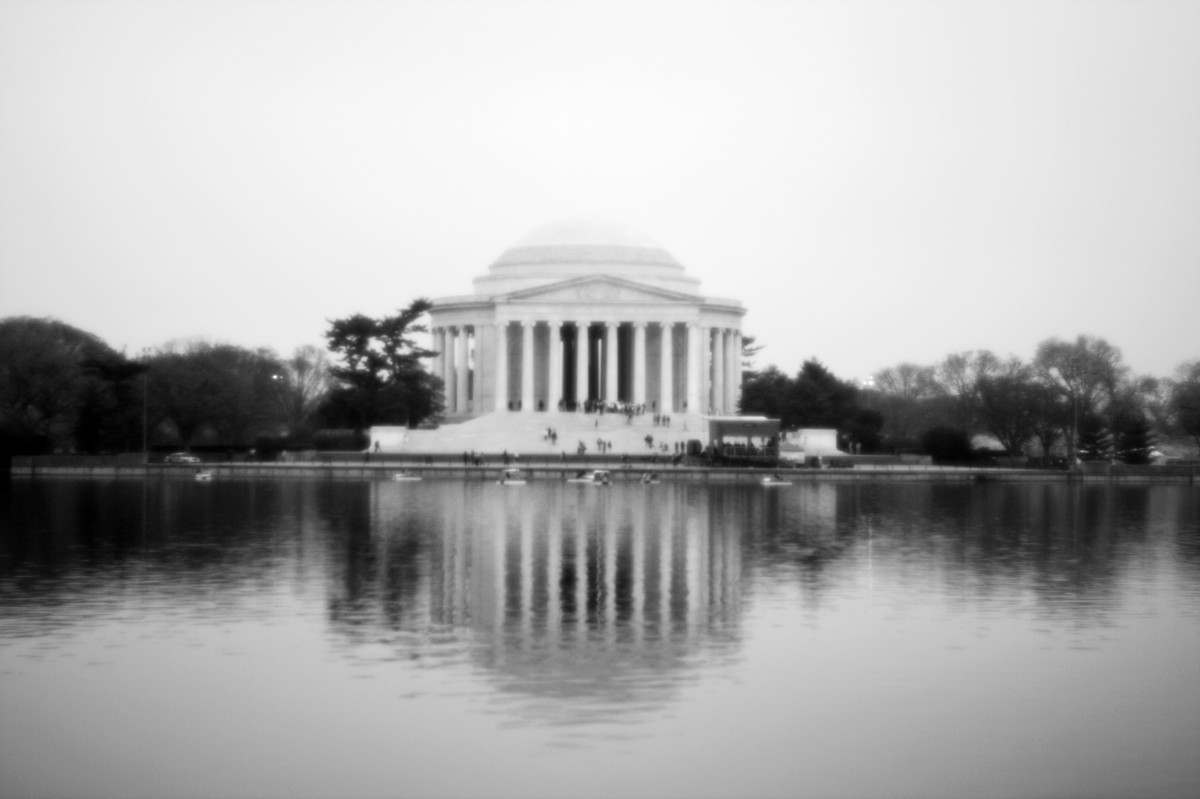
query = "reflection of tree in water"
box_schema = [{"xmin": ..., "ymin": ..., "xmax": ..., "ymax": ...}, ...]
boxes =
[
  {"xmin": 322, "ymin": 481, "xmax": 745, "ymax": 715},
  {"xmin": 741, "ymin": 481, "xmax": 1199, "ymax": 624},
  {"xmin": 0, "ymin": 479, "xmax": 346, "ymax": 634},
  {"xmin": 326, "ymin": 490, "xmax": 428, "ymax": 632},
  {"xmin": 1173, "ymin": 488, "xmax": 1200, "ymax": 585},
  {"xmin": 743, "ymin": 482, "xmax": 857, "ymax": 569}
]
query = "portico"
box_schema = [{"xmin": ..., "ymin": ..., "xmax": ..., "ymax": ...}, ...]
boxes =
[{"xmin": 429, "ymin": 219, "xmax": 745, "ymax": 418}]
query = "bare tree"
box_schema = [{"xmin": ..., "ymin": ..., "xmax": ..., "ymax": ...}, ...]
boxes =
[
  {"xmin": 148, "ymin": 340, "xmax": 285, "ymax": 447},
  {"xmin": 974, "ymin": 358, "xmax": 1040, "ymax": 455},
  {"xmin": 1134, "ymin": 375, "xmax": 1174, "ymax": 435},
  {"xmin": 1033, "ymin": 335, "xmax": 1129, "ymax": 461},
  {"xmin": 873, "ymin": 362, "xmax": 938, "ymax": 445},
  {"xmin": 273, "ymin": 345, "xmax": 333, "ymax": 437},
  {"xmin": 1170, "ymin": 359, "xmax": 1200, "ymax": 451},
  {"xmin": 935, "ymin": 350, "xmax": 1002, "ymax": 428}
]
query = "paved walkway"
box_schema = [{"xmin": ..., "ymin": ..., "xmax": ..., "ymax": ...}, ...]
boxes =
[{"xmin": 387, "ymin": 410, "xmax": 707, "ymax": 456}]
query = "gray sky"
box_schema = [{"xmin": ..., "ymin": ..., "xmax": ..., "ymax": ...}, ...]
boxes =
[{"xmin": 2, "ymin": 0, "xmax": 1197, "ymax": 382}]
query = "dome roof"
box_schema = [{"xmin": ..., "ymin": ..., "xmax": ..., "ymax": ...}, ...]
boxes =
[
  {"xmin": 475, "ymin": 217, "xmax": 700, "ymax": 296},
  {"xmin": 495, "ymin": 218, "xmax": 680, "ymax": 267}
]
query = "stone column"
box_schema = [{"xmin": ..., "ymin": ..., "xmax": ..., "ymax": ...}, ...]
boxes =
[
  {"xmin": 494, "ymin": 322, "xmax": 508, "ymax": 412},
  {"xmin": 437, "ymin": 328, "xmax": 449, "ymax": 411},
  {"xmin": 431, "ymin": 328, "xmax": 444, "ymax": 388},
  {"xmin": 712, "ymin": 328, "xmax": 726, "ymax": 415},
  {"xmin": 548, "ymin": 320, "xmax": 563, "ymax": 412},
  {"xmin": 702, "ymin": 325, "xmax": 713, "ymax": 414},
  {"xmin": 455, "ymin": 326, "xmax": 470, "ymax": 414},
  {"xmin": 727, "ymin": 329, "xmax": 740, "ymax": 412},
  {"xmin": 605, "ymin": 321, "xmax": 619, "ymax": 404},
  {"xmin": 700, "ymin": 328, "xmax": 709, "ymax": 414},
  {"xmin": 660, "ymin": 323, "xmax": 674, "ymax": 413},
  {"xmin": 444, "ymin": 329, "xmax": 456, "ymax": 410},
  {"xmin": 632, "ymin": 323, "xmax": 647, "ymax": 407},
  {"xmin": 575, "ymin": 323, "xmax": 589, "ymax": 407},
  {"xmin": 521, "ymin": 320, "xmax": 535, "ymax": 412},
  {"xmin": 729, "ymin": 328, "xmax": 739, "ymax": 407},
  {"xmin": 686, "ymin": 324, "xmax": 701, "ymax": 414}
]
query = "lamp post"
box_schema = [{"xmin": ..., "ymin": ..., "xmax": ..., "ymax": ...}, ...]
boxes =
[
  {"xmin": 272, "ymin": 373, "xmax": 288, "ymax": 439},
  {"xmin": 1067, "ymin": 356, "xmax": 1080, "ymax": 469},
  {"xmin": 141, "ymin": 348, "xmax": 150, "ymax": 465}
]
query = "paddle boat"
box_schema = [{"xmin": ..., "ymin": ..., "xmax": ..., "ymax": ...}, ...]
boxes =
[
  {"xmin": 640, "ymin": 472, "xmax": 660, "ymax": 484},
  {"xmin": 194, "ymin": 469, "xmax": 214, "ymax": 482},
  {"xmin": 391, "ymin": 470, "xmax": 422, "ymax": 482},
  {"xmin": 497, "ymin": 468, "xmax": 527, "ymax": 485},
  {"xmin": 567, "ymin": 469, "xmax": 611, "ymax": 485},
  {"xmin": 761, "ymin": 473, "xmax": 792, "ymax": 486}
]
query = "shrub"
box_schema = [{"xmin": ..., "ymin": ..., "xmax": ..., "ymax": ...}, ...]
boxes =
[
  {"xmin": 921, "ymin": 426, "xmax": 974, "ymax": 463},
  {"xmin": 312, "ymin": 429, "xmax": 369, "ymax": 451}
]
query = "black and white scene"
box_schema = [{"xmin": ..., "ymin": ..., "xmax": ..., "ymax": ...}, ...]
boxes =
[{"xmin": 2, "ymin": 2, "xmax": 1198, "ymax": 798}]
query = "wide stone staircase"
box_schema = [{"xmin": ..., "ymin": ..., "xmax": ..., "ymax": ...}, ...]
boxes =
[{"xmin": 393, "ymin": 410, "xmax": 706, "ymax": 456}]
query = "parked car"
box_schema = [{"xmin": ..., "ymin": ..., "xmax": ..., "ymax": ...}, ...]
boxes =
[{"xmin": 165, "ymin": 452, "xmax": 200, "ymax": 464}]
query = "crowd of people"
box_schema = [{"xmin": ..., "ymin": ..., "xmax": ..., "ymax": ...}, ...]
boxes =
[
  {"xmin": 565, "ymin": 399, "xmax": 686, "ymax": 426},
  {"xmin": 449, "ymin": 400, "xmax": 705, "ymax": 464}
]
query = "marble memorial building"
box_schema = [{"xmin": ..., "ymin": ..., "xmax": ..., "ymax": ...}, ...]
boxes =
[{"xmin": 428, "ymin": 218, "xmax": 745, "ymax": 418}]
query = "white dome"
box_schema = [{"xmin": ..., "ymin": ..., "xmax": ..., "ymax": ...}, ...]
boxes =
[
  {"xmin": 506, "ymin": 217, "xmax": 672, "ymax": 252},
  {"xmin": 474, "ymin": 217, "xmax": 700, "ymax": 296}
]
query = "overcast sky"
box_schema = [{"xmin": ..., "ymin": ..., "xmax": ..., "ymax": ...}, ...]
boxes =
[{"xmin": 2, "ymin": 0, "xmax": 1197, "ymax": 382}]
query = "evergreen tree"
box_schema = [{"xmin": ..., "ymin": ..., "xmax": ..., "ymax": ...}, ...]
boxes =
[
  {"xmin": 739, "ymin": 359, "xmax": 881, "ymax": 452},
  {"xmin": 1115, "ymin": 413, "xmax": 1155, "ymax": 465},
  {"xmin": 322, "ymin": 299, "xmax": 441, "ymax": 429},
  {"xmin": 1076, "ymin": 414, "xmax": 1111, "ymax": 461},
  {"xmin": 738, "ymin": 365, "xmax": 790, "ymax": 420}
]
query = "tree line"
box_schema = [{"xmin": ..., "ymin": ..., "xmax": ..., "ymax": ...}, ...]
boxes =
[
  {"xmin": 4, "ymin": 308, "xmax": 1197, "ymax": 464},
  {"xmin": 738, "ymin": 334, "xmax": 1199, "ymax": 464},
  {"xmin": 0, "ymin": 299, "xmax": 439, "ymax": 455}
]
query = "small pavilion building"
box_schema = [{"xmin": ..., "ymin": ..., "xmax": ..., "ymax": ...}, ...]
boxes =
[{"xmin": 428, "ymin": 218, "xmax": 746, "ymax": 420}]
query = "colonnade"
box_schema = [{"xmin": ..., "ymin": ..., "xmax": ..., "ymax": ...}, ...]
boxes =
[{"xmin": 431, "ymin": 320, "xmax": 742, "ymax": 416}]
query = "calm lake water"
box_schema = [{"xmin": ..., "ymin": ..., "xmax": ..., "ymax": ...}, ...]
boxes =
[{"xmin": 1, "ymin": 477, "xmax": 1198, "ymax": 799}]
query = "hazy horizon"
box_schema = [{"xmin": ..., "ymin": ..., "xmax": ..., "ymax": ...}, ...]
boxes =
[{"xmin": 3, "ymin": 0, "xmax": 1197, "ymax": 381}]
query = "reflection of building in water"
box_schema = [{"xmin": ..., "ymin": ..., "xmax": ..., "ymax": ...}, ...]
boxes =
[
  {"xmin": 459, "ymin": 484, "xmax": 744, "ymax": 696},
  {"xmin": 332, "ymin": 482, "xmax": 745, "ymax": 703}
]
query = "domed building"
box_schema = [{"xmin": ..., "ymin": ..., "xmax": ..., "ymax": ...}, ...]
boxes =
[{"xmin": 428, "ymin": 218, "xmax": 745, "ymax": 419}]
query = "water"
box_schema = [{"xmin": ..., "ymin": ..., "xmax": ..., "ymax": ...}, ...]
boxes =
[{"xmin": 1, "ymin": 478, "xmax": 1198, "ymax": 798}]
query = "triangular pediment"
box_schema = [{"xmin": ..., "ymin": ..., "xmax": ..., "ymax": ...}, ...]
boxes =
[{"xmin": 501, "ymin": 275, "xmax": 700, "ymax": 305}]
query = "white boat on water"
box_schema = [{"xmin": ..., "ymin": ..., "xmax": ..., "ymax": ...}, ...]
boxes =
[
  {"xmin": 497, "ymin": 468, "xmax": 527, "ymax": 485},
  {"xmin": 567, "ymin": 469, "xmax": 611, "ymax": 485},
  {"xmin": 640, "ymin": 472, "xmax": 660, "ymax": 484},
  {"xmin": 762, "ymin": 474, "xmax": 792, "ymax": 486},
  {"xmin": 391, "ymin": 471, "xmax": 422, "ymax": 482},
  {"xmin": 194, "ymin": 470, "xmax": 214, "ymax": 482}
]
